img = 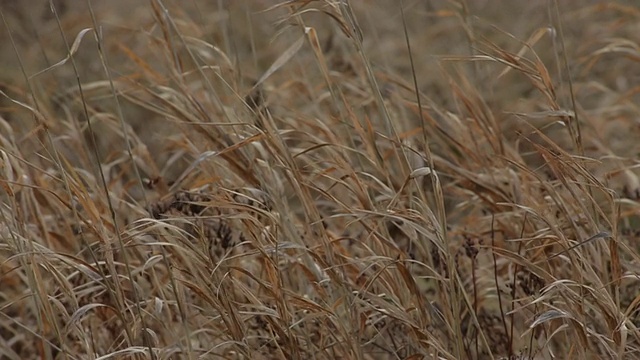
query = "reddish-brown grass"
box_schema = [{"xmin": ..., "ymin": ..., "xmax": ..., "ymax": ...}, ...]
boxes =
[{"xmin": 1, "ymin": 1, "xmax": 640, "ymax": 359}]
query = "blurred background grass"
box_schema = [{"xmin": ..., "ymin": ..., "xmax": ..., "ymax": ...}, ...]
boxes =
[{"xmin": 2, "ymin": 1, "xmax": 639, "ymax": 192}]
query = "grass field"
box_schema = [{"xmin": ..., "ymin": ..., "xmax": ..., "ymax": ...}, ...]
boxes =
[{"xmin": 1, "ymin": 1, "xmax": 640, "ymax": 359}]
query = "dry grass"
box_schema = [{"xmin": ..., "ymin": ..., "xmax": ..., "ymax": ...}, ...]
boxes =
[{"xmin": 1, "ymin": 0, "xmax": 640, "ymax": 359}]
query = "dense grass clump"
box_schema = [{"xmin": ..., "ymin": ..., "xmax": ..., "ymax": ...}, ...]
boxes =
[{"xmin": 1, "ymin": 1, "xmax": 640, "ymax": 359}]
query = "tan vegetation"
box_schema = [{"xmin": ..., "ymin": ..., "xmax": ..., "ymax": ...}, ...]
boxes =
[{"xmin": 1, "ymin": 1, "xmax": 640, "ymax": 359}]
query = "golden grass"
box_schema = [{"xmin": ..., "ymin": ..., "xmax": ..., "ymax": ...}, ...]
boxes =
[{"xmin": 1, "ymin": 1, "xmax": 640, "ymax": 359}]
